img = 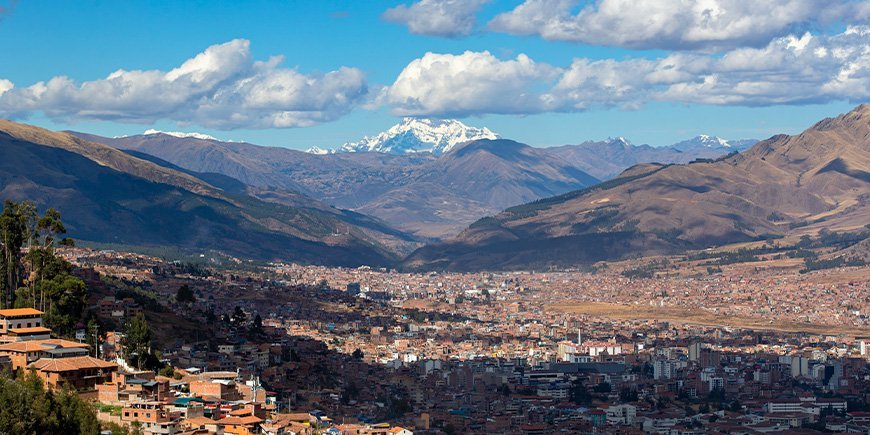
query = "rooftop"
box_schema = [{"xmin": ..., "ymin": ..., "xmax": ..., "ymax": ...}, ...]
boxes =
[
  {"xmin": 0, "ymin": 308, "xmax": 44, "ymax": 318},
  {"xmin": 29, "ymin": 356, "xmax": 118, "ymax": 372}
]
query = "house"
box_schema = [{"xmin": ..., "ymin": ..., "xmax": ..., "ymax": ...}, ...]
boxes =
[
  {"xmin": 121, "ymin": 401, "xmax": 182, "ymax": 435},
  {"xmin": 218, "ymin": 414, "xmax": 263, "ymax": 435},
  {"xmin": 97, "ymin": 371, "xmax": 172, "ymax": 404},
  {"xmin": 28, "ymin": 355, "xmax": 118, "ymax": 390},
  {"xmin": 0, "ymin": 338, "xmax": 90, "ymax": 371},
  {"xmin": 0, "ymin": 308, "xmax": 49, "ymax": 342}
]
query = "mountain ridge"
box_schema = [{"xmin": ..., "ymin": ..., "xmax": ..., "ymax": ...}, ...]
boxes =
[
  {"xmin": 403, "ymin": 104, "xmax": 869, "ymax": 271},
  {"xmin": 0, "ymin": 120, "xmax": 419, "ymax": 265}
]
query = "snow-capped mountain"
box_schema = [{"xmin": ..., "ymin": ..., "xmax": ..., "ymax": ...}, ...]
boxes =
[
  {"xmin": 671, "ymin": 135, "xmax": 756, "ymax": 152},
  {"xmin": 307, "ymin": 118, "xmax": 499, "ymax": 155},
  {"xmin": 141, "ymin": 129, "xmax": 220, "ymax": 141}
]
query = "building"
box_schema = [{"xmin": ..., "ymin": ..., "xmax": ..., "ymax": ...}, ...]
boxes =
[
  {"xmin": 653, "ymin": 360, "xmax": 674, "ymax": 380},
  {"xmin": 0, "ymin": 308, "xmax": 49, "ymax": 342},
  {"xmin": 28, "ymin": 355, "xmax": 118, "ymax": 390},
  {"xmin": 605, "ymin": 404, "xmax": 637, "ymax": 425},
  {"xmin": 121, "ymin": 401, "xmax": 181, "ymax": 435},
  {"xmin": 0, "ymin": 338, "xmax": 90, "ymax": 371}
]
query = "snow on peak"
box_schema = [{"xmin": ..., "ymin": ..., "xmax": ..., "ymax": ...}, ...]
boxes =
[
  {"xmin": 604, "ymin": 136, "xmax": 632, "ymax": 146},
  {"xmin": 671, "ymin": 134, "xmax": 735, "ymax": 151},
  {"xmin": 143, "ymin": 129, "xmax": 219, "ymax": 141},
  {"xmin": 306, "ymin": 146, "xmax": 330, "ymax": 155},
  {"xmin": 309, "ymin": 118, "xmax": 499, "ymax": 155},
  {"xmin": 693, "ymin": 134, "xmax": 731, "ymax": 147}
]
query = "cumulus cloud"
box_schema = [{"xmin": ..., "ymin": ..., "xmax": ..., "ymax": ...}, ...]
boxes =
[
  {"xmin": 383, "ymin": 0, "xmax": 489, "ymax": 38},
  {"xmin": 383, "ymin": 50, "xmax": 560, "ymax": 117},
  {"xmin": 489, "ymin": 0, "xmax": 870, "ymax": 51},
  {"xmin": 383, "ymin": 27, "xmax": 869, "ymax": 117},
  {"xmin": 0, "ymin": 39, "xmax": 369, "ymax": 129},
  {"xmin": 0, "ymin": 79, "xmax": 12, "ymax": 96}
]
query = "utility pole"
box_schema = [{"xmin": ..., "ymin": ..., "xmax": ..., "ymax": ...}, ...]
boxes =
[{"xmin": 94, "ymin": 324, "xmax": 99, "ymax": 358}]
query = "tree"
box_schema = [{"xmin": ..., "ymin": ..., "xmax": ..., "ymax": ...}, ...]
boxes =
[
  {"xmin": 230, "ymin": 306, "xmax": 247, "ymax": 327},
  {"xmin": 619, "ymin": 387, "xmax": 638, "ymax": 402},
  {"xmin": 352, "ymin": 348, "xmax": 364, "ymax": 359},
  {"xmin": 0, "ymin": 200, "xmax": 26, "ymax": 309},
  {"xmin": 176, "ymin": 284, "xmax": 195, "ymax": 303},
  {"xmin": 122, "ymin": 313, "xmax": 154, "ymax": 370},
  {"xmin": 594, "ymin": 382, "xmax": 612, "ymax": 394},
  {"xmin": 36, "ymin": 208, "xmax": 65, "ymax": 248},
  {"xmin": 250, "ymin": 314, "xmax": 263, "ymax": 334},
  {"xmin": 39, "ymin": 274, "xmax": 88, "ymax": 336},
  {"xmin": 570, "ymin": 379, "xmax": 592, "ymax": 405},
  {"xmin": 0, "ymin": 372, "xmax": 99, "ymax": 434}
]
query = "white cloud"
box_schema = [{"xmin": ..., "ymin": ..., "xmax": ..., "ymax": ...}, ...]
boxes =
[
  {"xmin": 384, "ymin": 50, "xmax": 560, "ymax": 117},
  {"xmin": 0, "ymin": 79, "xmax": 12, "ymax": 96},
  {"xmin": 383, "ymin": 27, "xmax": 869, "ymax": 117},
  {"xmin": 383, "ymin": 0, "xmax": 489, "ymax": 38},
  {"xmin": 489, "ymin": 0, "xmax": 870, "ymax": 51},
  {"xmin": 0, "ymin": 39, "xmax": 369, "ymax": 129}
]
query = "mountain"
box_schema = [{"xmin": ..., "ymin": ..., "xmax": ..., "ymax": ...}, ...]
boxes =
[
  {"xmin": 670, "ymin": 135, "xmax": 756, "ymax": 152},
  {"xmin": 0, "ymin": 120, "xmax": 417, "ymax": 265},
  {"xmin": 404, "ymin": 105, "xmax": 869, "ymax": 271},
  {"xmin": 355, "ymin": 139, "xmax": 600, "ymax": 238},
  {"xmin": 310, "ymin": 118, "xmax": 499, "ymax": 155},
  {"xmin": 72, "ymin": 131, "xmax": 597, "ymax": 239},
  {"xmin": 546, "ymin": 136, "xmax": 757, "ymax": 180}
]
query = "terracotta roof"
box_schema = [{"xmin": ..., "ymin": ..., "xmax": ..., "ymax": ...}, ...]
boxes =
[
  {"xmin": 183, "ymin": 416, "xmax": 218, "ymax": 427},
  {"xmin": 0, "ymin": 308, "xmax": 43, "ymax": 317},
  {"xmin": 218, "ymin": 415, "xmax": 263, "ymax": 425},
  {"xmin": 0, "ymin": 339, "xmax": 89, "ymax": 352},
  {"xmin": 28, "ymin": 356, "xmax": 118, "ymax": 372},
  {"xmin": 8, "ymin": 326, "xmax": 52, "ymax": 334}
]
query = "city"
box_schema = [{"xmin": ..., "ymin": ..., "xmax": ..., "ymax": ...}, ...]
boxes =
[{"xmin": 0, "ymin": 1, "xmax": 868, "ymax": 434}]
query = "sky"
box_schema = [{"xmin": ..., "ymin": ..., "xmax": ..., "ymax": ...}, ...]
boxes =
[{"xmin": 0, "ymin": 0, "xmax": 866, "ymax": 149}]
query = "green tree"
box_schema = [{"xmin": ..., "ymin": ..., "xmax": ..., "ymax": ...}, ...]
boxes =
[
  {"xmin": 250, "ymin": 313, "xmax": 263, "ymax": 334},
  {"xmin": 122, "ymin": 313, "xmax": 153, "ymax": 370},
  {"xmin": 0, "ymin": 200, "xmax": 26, "ymax": 309},
  {"xmin": 0, "ymin": 372, "xmax": 99, "ymax": 434},
  {"xmin": 570, "ymin": 379, "xmax": 592, "ymax": 405},
  {"xmin": 230, "ymin": 306, "xmax": 246, "ymax": 327},
  {"xmin": 41, "ymin": 274, "xmax": 87, "ymax": 336},
  {"xmin": 176, "ymin": 284, "xmax": 195, "ymax": 303}
]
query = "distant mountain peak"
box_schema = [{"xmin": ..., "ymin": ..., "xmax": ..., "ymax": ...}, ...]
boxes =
[
  {"xmin": 307, "ymin": 118, "xmax": 499, "ymax": 155},
  {"xmin": 306, "ymin": 146, "xmax": 330, "ymax": 155},
  {"xmin": 140, "ymin": 129, "xmax": 220, "ymax": 141},
  {"xmin": 672, "ymin": 135, "xmax": 756, "ymax": 152},
  {"xmin": 606, "ymin": 136, "xmax": 632, "ymax": 146}
]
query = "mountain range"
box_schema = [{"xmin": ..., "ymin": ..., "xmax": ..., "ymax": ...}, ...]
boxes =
[
  {"xmin": 72, "ymin": 119, "xmax": 754, "ymax": 238},
  {"xmin": 4, "ymin": 105, "xmax": 863, "ymax": 270},
  {"xmin": 0, "ymin": 121, "xmax": 417, "ymax": 266},
  {"xmin": 307, "ymin": 118, "xmax": 499, "ymax": 155},
  {"xmin": 404, "ymin": 104, "xmax": 869, "ymax": 271}
]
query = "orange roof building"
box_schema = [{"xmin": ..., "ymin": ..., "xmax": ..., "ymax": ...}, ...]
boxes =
[
  {"xmin": 0, "ymin": 308, "xmax": 45, "ymax": 342},
  {"xmin": 28, "ymin": 355, "xmax": 118, "ymax": 391},
  {"xmin": 0, "ymin": 338, "xmax": 90, "ymax": 370}
]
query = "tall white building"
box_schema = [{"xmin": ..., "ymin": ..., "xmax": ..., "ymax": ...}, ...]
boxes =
[{"xmin": 653, "ymin": 360, "xmax": 674, "ymax": 380}]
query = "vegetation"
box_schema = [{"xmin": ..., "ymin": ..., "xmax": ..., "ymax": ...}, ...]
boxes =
[
  {"xmin": 0, "ymin": 372, "xmax": 99, "ymax": 434},
  {"xmin": 121, "ymin": 313, "xmax": 158, "ymax": 370},
  {"xmin": 175, "ymin": 284, "xmax": 196, "ymax": 303},
  {"xmin": 0, "ymin": 200, "xmax": 88, "ymax": 336}
]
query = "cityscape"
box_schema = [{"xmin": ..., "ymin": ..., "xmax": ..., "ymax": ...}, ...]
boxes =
[{"xmin": 0, "ymin": 1, "xmax": 868, "ymax": 434}]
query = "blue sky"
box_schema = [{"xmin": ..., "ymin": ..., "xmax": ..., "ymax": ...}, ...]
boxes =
[{"xmin": 0, "ymin": 0, "xmax": 865, "ymax": 149}]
